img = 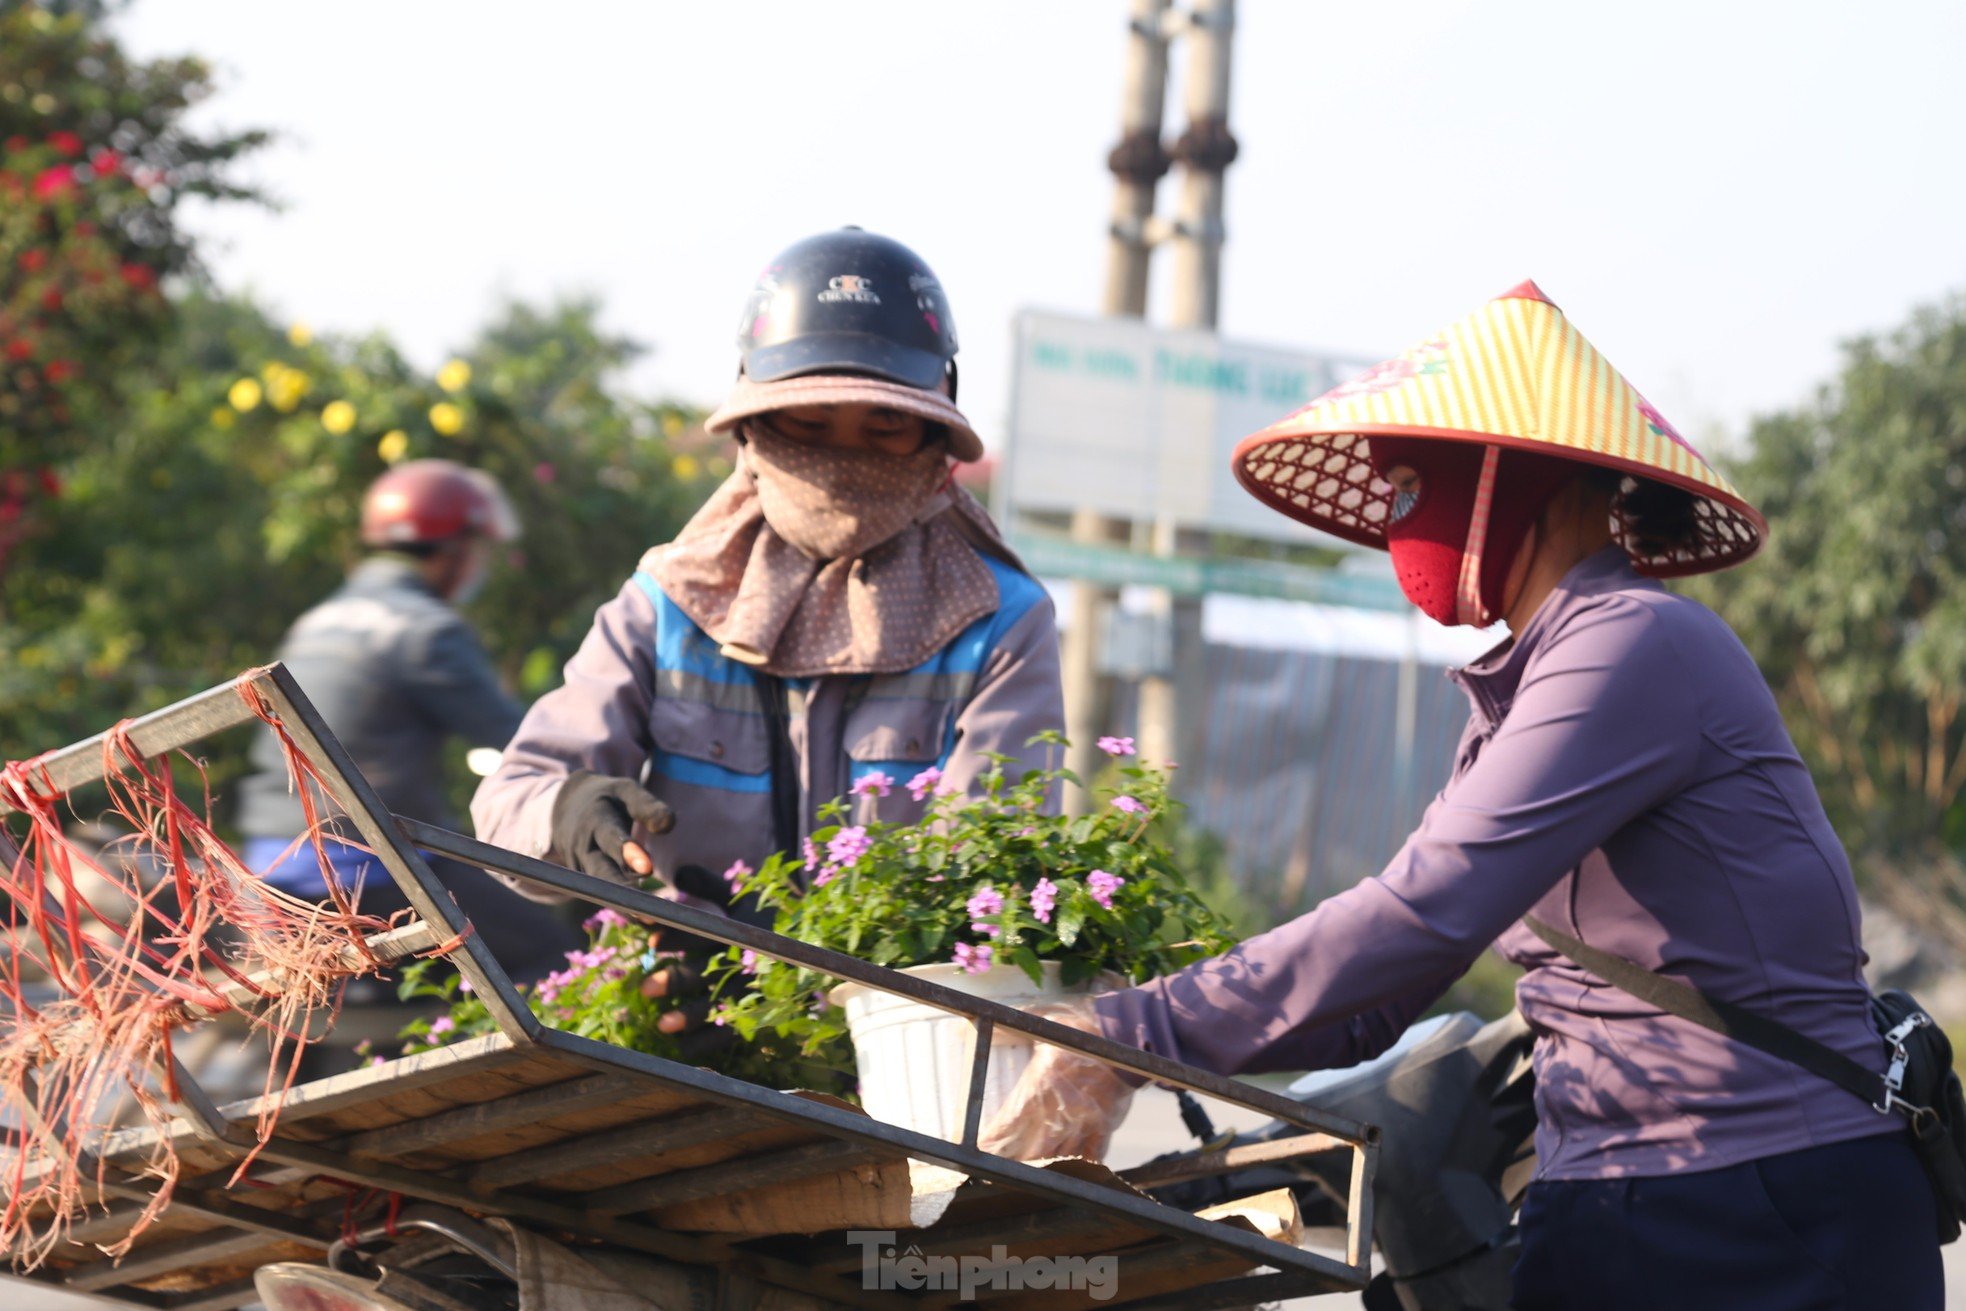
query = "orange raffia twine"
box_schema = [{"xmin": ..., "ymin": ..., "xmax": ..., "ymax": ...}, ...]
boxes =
[{"xmin": 0, "ymin": 678, "xmax": 395, "ymax": 1268}]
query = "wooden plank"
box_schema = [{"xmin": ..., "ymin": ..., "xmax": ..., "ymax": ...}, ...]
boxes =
[
  {"xmin": 160, "ymin": 1278, "xmax": 261, "ymax": 1311},
  {"xmin": 585, "ymin": 1138, "xmax": 885, "ymax": 1216},
  {"xmin": 64, "ymin": 1227, "xmax": 300, "ymax": 1292},
  {"xmin": 336, "ymin": 1071, "xmax": 646, "ymax": 1160},
  {"xmin": 463, "ymin": 1105, "xmax": 756, "ymax": 1189},
  {"xmin": 200, "ymin": 1134, "xmax": 915, "ymax": 1311}
]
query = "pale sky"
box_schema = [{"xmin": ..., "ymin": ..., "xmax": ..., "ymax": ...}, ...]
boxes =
[{"xmin": 116, "ymin": 1, "xmax": 1966, "ymax": 456}]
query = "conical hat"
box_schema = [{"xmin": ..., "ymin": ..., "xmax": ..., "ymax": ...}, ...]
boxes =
[{"xmin": 1231, "ymin": 281, "xmax": 1764, "ymax": 577}]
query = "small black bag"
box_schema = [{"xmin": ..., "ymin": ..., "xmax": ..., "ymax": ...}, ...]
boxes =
[{"xmin": 1525, "ymin": 916, "xmax": 1966, "ymax": 1243}]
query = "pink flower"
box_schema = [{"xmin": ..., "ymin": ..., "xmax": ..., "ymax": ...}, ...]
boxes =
[
  {"xmin": 906, "ymin": 766, "xmax": 943, "ymax": 801},
  {"xmin": 602, "ymin": 967, "xmax": 627, "ymax": 982},
  {"xmin": 966, "ymin": 885, "xmax": 1004, "ymax": 920},
  {"xmin": 812, "ymin": 863, "xmax": 842, "ymax": 888},
  {"xmin": 827, "ymin": 826, "xmax": 872, "ymax": 868},
  {"xmin": 1097, "ymin": 735, "xmax": 1136, "ymax": 756},
  {"xmin": 1030, "ymin": 877, "xmax": 1058, "ymax": 925},
  {"xmin": 723, "ymin": 858, "xmax": 753, "ymax": 889},
  {"xmin": 582, "ymin": 907, "xmax": 628, "ymax": 933},
  {"xmin": 368, "ymin": 1055, "xmax": 387, "ymax": 1067},
  {"xmin": 740, "ymin": 949, "xmax": 759, "ymax": 975},
  {"xmin": 458, "ymin": 976, "xmax": 474, "ymax": 995},
  {"xmin": 953, "ymin": 942, "xmax": 994, "ymax": 975},
  {"xmin": 429, "ymin": 1015, "xmax": 455, "ymax": 1036},
  {"xmin": 851, "ymin": 771, "xmax": 894, "ymax": 799},
  {"xmin": 1088, "ymin": 869, "xmax": 1125, "ymax": 910},
  {"xmin": 802, "ymin": 837, "xmax": 822, "ymax": 869},
  {"xmin": 1111, "ymin": 795, "xmax": 1145, "ymax": 816}
]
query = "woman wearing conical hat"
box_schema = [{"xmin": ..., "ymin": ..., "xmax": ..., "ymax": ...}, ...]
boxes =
[{"xmin": 983, "ymin": 283, "xmax": 1943, "ymax": 1307}]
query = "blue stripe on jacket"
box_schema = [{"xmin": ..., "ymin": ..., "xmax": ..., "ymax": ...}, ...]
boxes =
[{"xmin": 632, "ymin": 556, "xmax": 1044, "ymax": 795}]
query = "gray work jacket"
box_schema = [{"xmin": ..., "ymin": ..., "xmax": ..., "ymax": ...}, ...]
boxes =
[{"xmin": 471, "ymin": 554, "xmax": 1063, "ymax": 904}]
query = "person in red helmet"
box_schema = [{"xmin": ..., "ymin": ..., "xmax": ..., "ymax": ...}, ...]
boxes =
[{"xmin": 238, "ymin": 459, "xmax": 578, "ymax": 984}]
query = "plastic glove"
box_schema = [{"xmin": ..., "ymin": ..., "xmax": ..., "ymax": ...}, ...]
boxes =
[
  {"xmin": 978, "ymin": 995, "xmax": 1138, "ymax": 1162},
  {"xmin": 549, "ymin": 771, "xmax": 676, "ymax": 887}
]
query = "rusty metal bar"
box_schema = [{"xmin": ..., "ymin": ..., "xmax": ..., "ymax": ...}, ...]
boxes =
[
  {"xmin": 959, "ymin": 1017, "xmax": 993, "ymax": 1151},
  {"xmin": 408, "ymin": 822, "xmax": 1376, "ymax": 1287},
  {"xmin": 1117, "ymin": 1131, "xmax": 1347, "ymax": 1189},
  {"xmin": 0, "ymin": 677, "xmax": 261, "ymax": 817},
  {"xmin": 401, "ymin": 819, "xmax": 1378, "ymax": 1153},
  {"xmin": 256, "ymin": 665, "xmax": 537, "ymax": 1045}
]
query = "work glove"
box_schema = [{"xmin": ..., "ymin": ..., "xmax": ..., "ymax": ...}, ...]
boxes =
[
  {"xmin": 978, "ymin": 995, "xmax": 1138, "ymax": 1162},
  {"xmin": 640, "ymin": 864, "xmax": 737, "ymax": 1062},
  {"xmin": 549, "ymin": 771, "xmax": 675, "ymax": 888}
]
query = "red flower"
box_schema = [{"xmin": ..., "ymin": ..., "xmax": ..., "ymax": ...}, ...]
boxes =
[
  {"xmin": 37, "ymin": 467, "xmax": 61, "ymax": 497},
  {"xmin": 5, "ymin": 340, "xmax": 32, "ymax": 362},
  {"xmin": 18, "ymin": 248, "xmax": 47, "ymax": 272},
  {"xmin": 39, "ymin": 288, "xmax": 62, "ymax": 312},
  {"xmin": 44, "ymin": 359, "xmax": 78, "ymax": 384},
  {"xmin": 88, "ymin": 148, "xmax": 121, "ymax": 176},
  {"xmin": 118, "ymin": 262, "xmax": 157, "ymax": 292},
  {"xmin": 31, "ymin": 165, "xmax": 75, "ymax": 201},
  {"xmin": 47, "ymin": 131, "xmax": 83, "ymax": 158},
  {"xmin": 73, "ymin": 220, "xmax": 96, "ymax": 237},
  {"xmin": 3, "ymin": 135, "xmax": 27, "ymax": 155}
]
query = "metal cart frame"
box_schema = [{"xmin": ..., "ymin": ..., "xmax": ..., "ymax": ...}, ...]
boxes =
[{"xmin": 1, "ymin": 665, "xmax": 1378, "ymax": 1308}]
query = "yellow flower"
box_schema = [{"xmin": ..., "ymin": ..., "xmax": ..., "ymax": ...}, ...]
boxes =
[
  {"xmin": 377, "ymin": 430, "xmax": 409, "ymax": 463},
  {"xmin": 272, "ymin": 377, "xmax": 309, "ymax": 412},
  {"xmin": 661, "ymin": 412, "xmax": 685, "ymax": 438},
  {"xmin": 321, "ymin": 400, "xmax": 357, "ymax": 434},
  {"xmin": 228, "ymin": 377, "xmax": 262, "ymax": 412},
  {"xmin": 287, "ymin": 322, "xmax": 314, "ymax": 348},
  {"xmin": 436, "ymin": 359, "xmax": 472, "ymax": 393},
  {"xmin": 428, "ymin": 402, "xmax": 465, "ymax": 436},
  {"xmin": 210, "ymin": 406, "xmax": 236, "ymax": 430},
  {"xmin": 672, "ymin": 453, "xmax": 701, "ymax": 481}
]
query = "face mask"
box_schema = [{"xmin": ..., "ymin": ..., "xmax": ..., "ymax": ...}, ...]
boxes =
[
  {"xmin": 742, "ymin": 426, "xmax": 949, "ymax": 561},
  {"xmin": 445, "ymin": 538, "xmax": 492, "ymax": 605},
  {"xmin": 1370, "ymin": 437, "xmax": 1575, "ymax": 627}
]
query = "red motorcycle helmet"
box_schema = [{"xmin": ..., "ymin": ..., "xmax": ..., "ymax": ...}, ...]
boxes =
[{"xmin": 359, "ymin": 460, "xmax": 518, "ymax": 548}]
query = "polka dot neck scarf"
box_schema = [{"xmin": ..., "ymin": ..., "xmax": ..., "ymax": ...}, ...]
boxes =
[{"xmin": 643, "ymin": 427, "xmax": 1010, "ymax": 677}]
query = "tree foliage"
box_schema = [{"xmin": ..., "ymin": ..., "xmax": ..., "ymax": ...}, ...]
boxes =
[
  {"xmin": 1695, "ymin": 296, "xmax": 1966, "ymax": 932},
  {"xmin": 0, "ymin": 0, "xmax": 268, "ymax": 567},
  {"xmin": 0, "ymin": 290, "xmax": 721, "ymax": 810}
]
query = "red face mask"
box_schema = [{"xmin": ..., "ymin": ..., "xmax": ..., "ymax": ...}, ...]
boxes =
[{"xmin": 1370, "ymin": 437, "xmax": 1576, "ymax": 627}]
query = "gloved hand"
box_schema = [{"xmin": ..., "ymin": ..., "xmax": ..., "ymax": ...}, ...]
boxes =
[
  {"xmin": 549, "ymin": 771, "xmax": 675, "ymax": 887},
  {"xmin": 640, "ymin": 864, "xmax": 739, "ymax": 1061},
  {"xmin": 978, "ymin": 995, "xmax": 1138, "ymax": 1162}
]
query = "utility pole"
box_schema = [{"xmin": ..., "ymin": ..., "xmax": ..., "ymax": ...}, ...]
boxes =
[
  {"xmin": 1137, "ymin": 0, "xmax": 1236, "ymax": 774},
  {"xmin": 1064, "ymin": 0, "xmax": 1174, "ymax": 803}
]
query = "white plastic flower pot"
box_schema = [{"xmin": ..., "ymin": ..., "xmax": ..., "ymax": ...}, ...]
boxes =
[{"xmin": 829, "ymin": 960, "xmax": 1116, "ymax": 1145}]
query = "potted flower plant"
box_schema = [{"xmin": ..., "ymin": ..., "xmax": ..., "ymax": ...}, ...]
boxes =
[
  {"xmin": 711, "ymin": 732, "xmax": 1238, "ymax": 1141},
  {"xmin": 394, "ymin": 733, "xmax": 1238, "ymax": 1139}
]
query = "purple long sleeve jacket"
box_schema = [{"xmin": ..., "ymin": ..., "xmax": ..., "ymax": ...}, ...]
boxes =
[{"xmin": 1096, "ymin": 546, "xmax": 1895, "ymax": 1180}]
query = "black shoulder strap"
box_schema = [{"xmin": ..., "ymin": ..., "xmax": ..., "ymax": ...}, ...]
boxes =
[
  {"xmin": 753, "ymin": 673, "xmax": 802, "ymax": 864},
  {"xmin": 1522, "ymin": 914, "xmax": 1887, "ymax": 1109}
]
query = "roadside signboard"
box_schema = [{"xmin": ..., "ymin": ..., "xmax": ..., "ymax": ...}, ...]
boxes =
[{"xmin": 998, "ymin": 309, "xmax": 1374, "ymax": 544}]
